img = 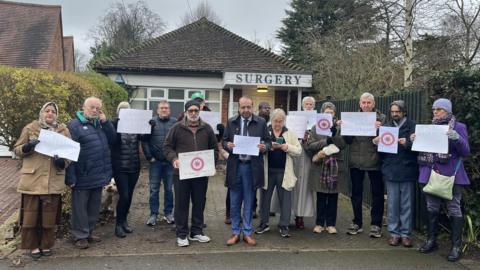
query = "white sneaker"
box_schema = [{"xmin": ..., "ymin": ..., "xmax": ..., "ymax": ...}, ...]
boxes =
[
  {"xmin": 188, "ymin": 234, "xmax": 211, "ymax": 243},
  {"xmin": 326, "ymin": 226, "xmax": 338, "ymax": 234},
  {"xmin": 177, "ymin": 237, "xmax": 189, "ymax": 247},
  {"xmin": 163, "ymin": 215, "xmax": 175, "ymax": 224},
  {"xmin": 313, "ymin": 225, "xmax": 324, "ymax": 234}
]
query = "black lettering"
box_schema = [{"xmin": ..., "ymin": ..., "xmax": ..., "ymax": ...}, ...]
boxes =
[
  {"xmin": 245, "ymin": 74, "xmax": 253, "ymax": 83},
  {"xmin": 285, "ymin": 75, "xmax": 292, "ymax": 85},
  {"xmin": 265, "ymin": 75, "xmax": 273, "ymax": 84},
  {"xmin": 294, "ymin": 75, "xmax": 301, "ymax": 85},
  {"xmin": 255, "ymin": 74, "xmax": 263, "ymax": 84},
  {"xmin": 275, "ymin": 75, "xmax": 282, "ymax": 84},
  {"xmin": 235, "ymin": 74, "xmax": 243, "ymax": 83}
]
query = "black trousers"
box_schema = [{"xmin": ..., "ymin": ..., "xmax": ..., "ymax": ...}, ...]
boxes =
[
  {"xmin": 225, "ymin": 188, "xmax": 230, "ymax": 218},
  {"xmin": 173, "ymin": 176, "xmax": 208, "ymax": 239},
  {"xmin": 350, "ymin": 168, "xmax": 384, "ymax": 227},
  {"xmin": 316, "ymin": 192, "xmax": 338, "ymax": 227},
  {"xmin": 114, "ymin": 171, "xmax": 140, "ymax": 224}
]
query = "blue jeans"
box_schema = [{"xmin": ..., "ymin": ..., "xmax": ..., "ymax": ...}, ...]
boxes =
[
  {"xmin": 386, "ymin": 181, "xmax": 414, "ymax": 237},
  {"xmin": 230, "ymin": 162, "xmax": 255, "ymax": 236},
  {"xmin": 149, "ymin": 160, "xmax": 173, "ymax": 216}
]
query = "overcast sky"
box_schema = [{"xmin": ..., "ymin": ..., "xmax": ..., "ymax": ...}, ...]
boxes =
[{"xmin": 15, "ymin": 0, "xmax": 292, "ymax": 59}]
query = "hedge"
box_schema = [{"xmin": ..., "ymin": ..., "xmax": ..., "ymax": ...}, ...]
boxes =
[{"xmin": 0, "ymin": 66, "xmax": 128, "ymax": 150}]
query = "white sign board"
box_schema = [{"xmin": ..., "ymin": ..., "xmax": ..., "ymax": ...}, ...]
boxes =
[
  {"xmin": 117, "ymin": 109, "xmax": 153, "ymax": 134},
  {"xmin": 286, "ymin": 115, "xmax": 308, "ymax": 139},
  {"xmin": 224, "ymin": 72, "xmax": 312, "ymax": 87},
  {"xmin": 340, "ymin": 112, "xmax": 377, "ymax": 136},
  {"xmin": 315, "ymin": 113, "xmax": 333, "ymax": 137},
  {"xmin": 35, "ymin": 129, "xmax": 80, "ymax": 161},
  {"xmin": 179, "ymin": 150, "xmax": 216, "ymax": 180},
  {"xmin": 412, "ymin": 125, "xmax": 449, "ymax": 154},
  {"xmin": 233, "ymin": 135, "xmax": 260, "ymax": 156},
  {"xmin": 200, "ymin": 111, "xmax": 221, "ymax": 134},
  {"xmin": 289, "ymin": 110, "xmax": 317, "ymax": 128},
  {"xmin": 378, "ymin": 126, "xmax": 399, "ymax": 154}
]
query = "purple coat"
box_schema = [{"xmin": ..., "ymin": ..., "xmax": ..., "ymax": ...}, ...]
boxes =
[{"xmin": 418, "ymin": 121, "xmax": 470, "ymax": 185}]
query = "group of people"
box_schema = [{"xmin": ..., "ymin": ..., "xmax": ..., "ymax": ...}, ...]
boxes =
[{"xmin": 15, "ymin": 91, "xmax": 470, "ymax": 263}]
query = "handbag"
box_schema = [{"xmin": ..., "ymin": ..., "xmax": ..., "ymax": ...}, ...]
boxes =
[{"xmin": 422, "ymin": 160, "xmax": 462, "ymax": 200}]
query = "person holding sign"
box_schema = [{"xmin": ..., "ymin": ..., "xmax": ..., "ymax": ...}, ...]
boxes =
[
  {"xmin": 342, "ymin": 92, "xmax": 386, "ymax": 237},
  {"xmin": 411, "ymin": 98, "xmax": 470, "ymax": 262},
  {"xmin": 306, "ymin": 102, "xmax": 346, "ymax": 235},
  {"xmin": 292, "ymin": 96, "xmax": 317, "ymax": 230},
  {"xmin": 223, "ymin": 96, "xmax": 270, "ymax": 246},
  {"xmin": 255, "ymin": 109, "xmax": 301, "ymax": 238},
  {"xmin": 372, "ymin": 101, "xmax": 417, "ymax": 247},
  {"xmin": 14, "ymin": 102, "xmax": 71, "ymax": 259},
  {"xmin": 163, "ymin": 100, "xmax": 218, "ymax": 247},
  {"xmin": 66, "ymin": 97, "xmax": 116, "ymax": 249},
  {"xmin": 111, "ymin": 102, "xmax": 149, "ymax": 238}
]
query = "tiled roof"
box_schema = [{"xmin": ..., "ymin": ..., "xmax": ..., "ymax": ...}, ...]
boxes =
[
  {"xmin": 0, "ymin": 1, "xmax": 62, "ymax": 69},
  {"xmin": 63, "ymin": 36, "xmax": 75, "ymax": 71},
  {"xmin": 95, "ymin": 18, "xmax": 308, "ymax": 74}
]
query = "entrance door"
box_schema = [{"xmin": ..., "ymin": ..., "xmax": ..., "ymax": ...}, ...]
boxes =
[{"xmin": 243, "ymin": 87, "xmax": 275, "ymax": 114}]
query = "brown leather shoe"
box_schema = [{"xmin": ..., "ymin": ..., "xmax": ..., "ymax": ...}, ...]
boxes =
[
  {"xmin": 226, "ymin": 234, "xmax": 240, "ymax": 246},
  {"xmin": 388, "ymin": 236, "xmax": 401, "ymax": 246},
  {"xmin": 243, "ymin": 235, "xmax": 257, "ymax": 246},
  {"xmin": 87, "ymin": 234, "xmax": 102, "ymax": 243},
  {"xmin": 74, "ymin": 239, "xmax": 89, "ymax": 249},
  {"xmin": 401, "ymin": 237, "xmax": 413, "ymax": 248}
]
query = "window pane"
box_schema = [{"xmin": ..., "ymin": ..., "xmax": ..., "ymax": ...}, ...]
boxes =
[
  {"xmin": 131, "ymin": 100, "xmax": 146, "ymax": 110},
  {"xmin": 169, "ymin": 89, "xmax": 184, "ymax": 99},
  {"xmin": 169, "ymin": 101, "xmax": 184, "ymax": 119},
  {"xmin": 149, "ymin": 101, "xmax": 161, "ymax": 115},
  {"xmin": 206, "ymin": 102, "xmax": 220, "ymax": 112},
  {"xmin": 131, "ymin": 88, "xmax": 147, "ymax": 98},
  {"xmin": 206, "ymin": 90, "xmax": 220, "ymax": 101},
  {"xmin": 151, "ymin": 89, "xmax": 165, "ymax": 98}
]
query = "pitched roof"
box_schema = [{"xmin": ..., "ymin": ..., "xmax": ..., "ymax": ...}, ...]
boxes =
[
  {"xmin": 95, "ymin": 18, "xmax": 308, "ymax": 74},
  {"xmin": 0, "ymin": 1, "xmax": 62, "ymax": 70}
]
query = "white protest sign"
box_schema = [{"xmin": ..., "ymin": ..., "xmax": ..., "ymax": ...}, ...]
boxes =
[
  {"xmin": 286, "ymin": 115, "xmax": 308, "ymax": 139},
  {"xmin": 35, "ymin": 129, "xmax": 80, "ymax": 161},
  {"xmin": 117, "ymin": 109, "xmax": 153, "ymax": 134},
  {"xmin": 340, "ymin": 112, "xmax": 377, "ymax": 136},
  {"xmin": 289, "ymin": 110, "xmax": 317, "ymax": 128},
  {"xmin": 378, "ymin": 126, "xmax": 399, "ymax": 154},
  {"xmin": 315, "ymin": 113, "xmax": 333, "ymax": 137},
  {"xmin": 412, "ymin": 125, "xmax": 449, "ymax": 154},
  {"xmin": 200, "ymin": 111, "xmax": 221, "ymax": 134},
  {"xmin": 179, "ymin": 149, "xmax": 216, "ymax": 180},
  {"xmin": 233, "ymin": 135, "xmax": 260, "ymax": 156}
]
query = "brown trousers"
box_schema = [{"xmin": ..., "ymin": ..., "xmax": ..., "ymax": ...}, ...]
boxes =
[{"xmin": 20, "ymin": 194, "xmax": 61, "ymax": 250}]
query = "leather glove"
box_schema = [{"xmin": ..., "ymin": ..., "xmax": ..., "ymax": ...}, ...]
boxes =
[
  {"xmin": 22, "ymin": 139, "xmax": 40, "ymax": 153},
  {"xmin": 216, "ymin": 123, "xmax": 225, "ymax": 134},
  {"xmin": 330, "ymin": 126, "xmax": 337, "ymax": 137},
  {"xmin": 447, "ymin": 129, "xmax": 460, "ymax": 140},
  {"xmin": 149, "ymin": 119, "xmax": 156, "ymax": 126},
  {"xmin": 54, "ymin": 155, "xmax": 66, "ymax": 170}
]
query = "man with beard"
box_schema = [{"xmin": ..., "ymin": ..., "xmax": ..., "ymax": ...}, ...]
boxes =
[{"xmin": 163, "ymin": 100, "xmax": 218, "ymax": 247}]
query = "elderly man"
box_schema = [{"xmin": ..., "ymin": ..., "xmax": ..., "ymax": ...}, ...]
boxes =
[
  {"xmin": 343, "ymin": 92, "xmax": 386, "ymax": 237},
  {"xmin": 223, "ymin": 96, "xmax": 270, "ymax": 246},
  {"xmin": 373, "ymin": 101, "xmax": 417, "ymax": 247},
  {"xmin": 142, "ymin": 100, "xmax": 177, "ymax": 226},
  {"xmin": 66, "ymin": 97, "xmax": 116, "ymax": 249},
  {"xmin": 163, "ymin": 100, "xmax": 218, "ymax": 247}
]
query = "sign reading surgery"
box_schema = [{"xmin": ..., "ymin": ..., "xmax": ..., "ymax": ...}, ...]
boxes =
[{"xmin": 224, "ymin": 72, "xmax": 312, "ymax": 87}]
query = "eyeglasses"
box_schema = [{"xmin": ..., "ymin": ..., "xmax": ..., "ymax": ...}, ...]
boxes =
[{"xmin": 187, "ymin": 109, "xmax": 200, "ymax": 114}]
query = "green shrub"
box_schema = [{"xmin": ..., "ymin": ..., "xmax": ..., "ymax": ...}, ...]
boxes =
[{"xmin": 0, "ymin": 65, "xmax": 127, "ymax": 150}]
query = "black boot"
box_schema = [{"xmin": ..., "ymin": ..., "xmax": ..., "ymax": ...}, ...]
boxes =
[
  {"xmin": 447, "ymin": 216, "xmax": 463, "ymax": 262},
  {"xmin": 115, "ymin": 224, "xmax": 126, "ymax": 238},
  {"xmin": 419, "ymin": 211, "xmax": 439, "ymax": 253},
  {"xmin": 121, "ymin": 221, "xmax": 133, "ymax": 233}
]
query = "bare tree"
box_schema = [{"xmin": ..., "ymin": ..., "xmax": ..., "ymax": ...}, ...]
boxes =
[
  {"xmin": 444, "ymin": 0, "xmax": 480, "ymax": 67},
  {"xmin": 74, "ymin": 49, "xmax": 88, "ymax": 72},
  {"xmin": 180, "ymin": 0, "xmax": 222, "ymax": 26}
]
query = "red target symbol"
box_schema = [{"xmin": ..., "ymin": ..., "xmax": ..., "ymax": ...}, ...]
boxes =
[
  {"xmin": 190, "ymin": 157, "xmax": 205, "ymax": 171},
  {"xmin": 381, "ymin": 132, "xmax": 395, "ymax": 146},
  {"xmin": 317, "ymin": 119, "xmax": 331, "ymax": 130}
]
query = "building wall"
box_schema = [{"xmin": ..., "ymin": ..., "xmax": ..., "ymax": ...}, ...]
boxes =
[{"xmin": 48, "ymin": 19, "xmax": 65, "ymax": 71}]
